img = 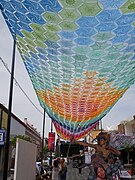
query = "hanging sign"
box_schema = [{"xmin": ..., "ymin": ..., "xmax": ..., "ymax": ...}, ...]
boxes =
[
  {"xmin": 48, "ymin": 132, "xmax": 55, "ymax": 152},
  {"xmin": 0, "ymin": 129, "xmax": 6, "ymax": 145}
]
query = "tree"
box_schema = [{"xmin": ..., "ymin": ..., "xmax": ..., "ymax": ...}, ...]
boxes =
[
  {"xmin": 122, "ymin": 144, "xmax": 135, "ymax": 164},
  {"xmin": 11, "ymin": 135, "xmax": 31, "ymax": 147},
  {"xmin": 43, "ymin": 145, "xmax": 49, "ymax": 159}
]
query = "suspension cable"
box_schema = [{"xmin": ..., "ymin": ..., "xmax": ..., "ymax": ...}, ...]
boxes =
[{"xmin": 0, "ymin": 56, "xmax": 43, "ymax": 115}]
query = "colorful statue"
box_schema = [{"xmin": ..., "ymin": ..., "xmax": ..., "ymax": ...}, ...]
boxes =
[{"xmin": 75, "ymin": 132, "xmax": 122, "ymax": 179}]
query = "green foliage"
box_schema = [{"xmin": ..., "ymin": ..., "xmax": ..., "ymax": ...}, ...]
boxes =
[
  {"xmin": 43, "ymin": 145, "xmax": 49, "ymax": 154},
  {"xmin": 11, "ymin": 135, "xmax": 32, "ymax": 147},
  {"xmin": 121, "ymin": 144, "xmax": 135, "ymax": 151},
  {"xmin": 122, "ymin": 144, "xmax": 135, "ymax": 164}
]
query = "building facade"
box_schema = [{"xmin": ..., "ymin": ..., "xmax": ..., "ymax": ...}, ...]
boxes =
[
  {"xmin": 0, "ymin": 103, "xmax": 41, "ymax": 173},
  {"xmin": 118, "ymin": 115, "xmax": 135, "ymax": 136}
]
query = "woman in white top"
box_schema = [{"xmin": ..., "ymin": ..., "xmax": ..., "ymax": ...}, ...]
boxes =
[{"xmin": 52, "ymin": 159, "xmax": 60, "ymax": 180}]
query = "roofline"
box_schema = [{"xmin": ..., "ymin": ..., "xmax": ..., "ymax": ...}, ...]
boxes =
[
  {"xmin": 0, "ymin": 103, "xmax": 41, "ymax": 137},
  {"xmin": 0, "ymin": 103, "xmax": 25, "ymax": 127}
]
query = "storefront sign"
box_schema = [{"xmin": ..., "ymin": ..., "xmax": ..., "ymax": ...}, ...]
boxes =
[{"xmin": 0, "ymin": 129, "xmax": 6, "ymax": 145}]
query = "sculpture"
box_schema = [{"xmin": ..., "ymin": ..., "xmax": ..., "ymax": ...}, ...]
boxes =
[{"xmin": 76, "ymin": 132, "xmax": 122, "ymax": 179}]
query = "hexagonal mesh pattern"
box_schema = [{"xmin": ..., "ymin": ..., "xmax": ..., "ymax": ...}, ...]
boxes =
[{"xmin": 0, "ymin": 0, "xmax": 135, "ymax": 140}]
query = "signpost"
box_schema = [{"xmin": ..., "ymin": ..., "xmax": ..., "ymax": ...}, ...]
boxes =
[{"xmin": 0, "ymin": 129, "xmax": 6, "ymax": 145}]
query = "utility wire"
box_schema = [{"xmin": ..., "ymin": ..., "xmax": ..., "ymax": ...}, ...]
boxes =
[{"xmin": 0, "ymin": 56, "xmax": 44, "ymax": 115}]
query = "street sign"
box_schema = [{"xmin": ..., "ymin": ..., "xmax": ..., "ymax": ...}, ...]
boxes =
[{"xmin": 0, "ymin": 129, "xmax": 6, "ymax": 145}]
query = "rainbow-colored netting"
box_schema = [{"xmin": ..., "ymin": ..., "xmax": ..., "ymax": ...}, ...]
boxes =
[{"xmin": 0, "ymin": 0, "xmax": 135, "ymax": 140}]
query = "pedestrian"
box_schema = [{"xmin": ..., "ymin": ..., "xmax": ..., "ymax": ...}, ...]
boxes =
[
  {"xmin": 57, "ymin": 157, "xmax": 61, "ymax": 167},
  {"xmin": 78, "ymin": 155, "xmax": 83, "ymax": 174},
  {"xmin": 52, "ymin": 159, "xmax": 60, "ymax": 180},
  {"xmin": 85, "ymin": 151, "xmax": 91, "ymax": 166},
  {"xmin": 59, "ymin": 158, "xmax": 67, "ymax": 180}
]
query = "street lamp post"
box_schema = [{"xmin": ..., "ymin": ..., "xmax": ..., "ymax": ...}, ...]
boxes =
[
  {"xmin": 3, "ymin": 37, "xmax": 16, "ymax": 180},
  {"xmin": 58, "ymin": 141, "xmax": 61, "ymax": 157},
  {"xmin": 41, "ymin": 108, "xmax": 46, "ymax": 175},
  {"xmin": 49, "ymin": 121, "xmax": 53, "ymax": 168},
  {"xmin": 100, "ymin": 119, "xmax": 103, "ymax": 132}
]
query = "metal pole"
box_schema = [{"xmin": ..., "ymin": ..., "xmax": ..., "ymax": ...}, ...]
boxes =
[
  {"xmin": 3, "ymin": 38, "xmax": 16, "ymax": 180},
  {"xmin": 49, "ymin": 120, "xmax": 53, "ymax": 168},
  {"xmin": 51, "ymin": 120, "xmax": 53, "ymax": 132},
  {"xmin": 100, "ymin": 119, "xmax": 103, "ymax": 133},
  {"xmin": 67, "ymin": 123, "xmax": 80, "ymax": 158},
  {"xmin": 67, "ymin": 141, "xmax": 72, "ymax": 158},
  {"xmin": 58, "ymin": 141, "xmax": 61, "ymax": 157},
  {"xmin": 41, "ymin": 108, "xmax": 46, "ymax": 174},
  {"xmin": 0, "ymin": 109, "xmax": 3, "ymax": 170},
  {"xmin": 0, "ymin": 109, "xmax": 3, "ymax": 128}
]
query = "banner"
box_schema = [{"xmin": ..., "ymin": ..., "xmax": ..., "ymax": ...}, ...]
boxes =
[{"xmin": 48, "ymin": 132, "xmax": 55, "ymax": 152}]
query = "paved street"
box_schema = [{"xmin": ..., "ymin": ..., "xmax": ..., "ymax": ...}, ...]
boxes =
[
  {"xmin": 6, "ymin": 162, "xmax": 90, "ymax": 180},
  {"xmin": 66, "ymin": 162, "xmax": 90, "ymax": 180},
  {"xmin": 4, "ymin": 161, "xmax": 135, "ymax": 180}
]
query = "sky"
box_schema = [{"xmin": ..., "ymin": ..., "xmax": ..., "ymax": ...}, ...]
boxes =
[
  {"xmin": 0, "ymin": 13, "xmax": 51, "ymax": 137},
  {"xmin": 0, "ymin": 12, "xmax": 135, "ymax": 137}
]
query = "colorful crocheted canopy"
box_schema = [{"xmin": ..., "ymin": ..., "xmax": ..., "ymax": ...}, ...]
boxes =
[{"xmin": 0, "ymin": 0, "xmax": 135, "ymax": 140}]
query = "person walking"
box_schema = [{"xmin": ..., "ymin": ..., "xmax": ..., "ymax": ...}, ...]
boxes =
[
  {"xmin": 52, "ymin": 159, "xmax": 60, "ymax": 180},
  {"xmin": 59, "ymin": 158, "xmax": 67, "ymax": 180},
  {"xmin": 78, "ymin": 155, "xmax": 83, "ymax": 174}
]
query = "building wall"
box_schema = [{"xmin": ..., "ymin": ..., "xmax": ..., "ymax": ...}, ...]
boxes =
[
  {"xmin": 118, "ymin": 115, "xmax": 135, "ymax": 136},
  {"xmin": 0, "ymin": 104, "xmax": 41, "ymax": 144},
  {"xmin": 125, "ymin": 123, "xmax": 133, "ymax": 136},
  {"xmin": 118, "ymin": 124, "xmax": 125, "ymax": 134},
  {"xmin": 86, "ymin": 129, "xmax": 102, "ymax": 144},
  {"xmin": 0, "ymin": 103, "xmax": 41, "ymax": 174},
  {"xmin": 132, "ymin": 124, "xmax": 135, "ymax": 136},
  {"xmin": 10, "ymin": 117, "xmax": 25, "ymax": 138},
  {"xmin": 1, "ymin": 109, "xmax": 8, "ymax": 129}
]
